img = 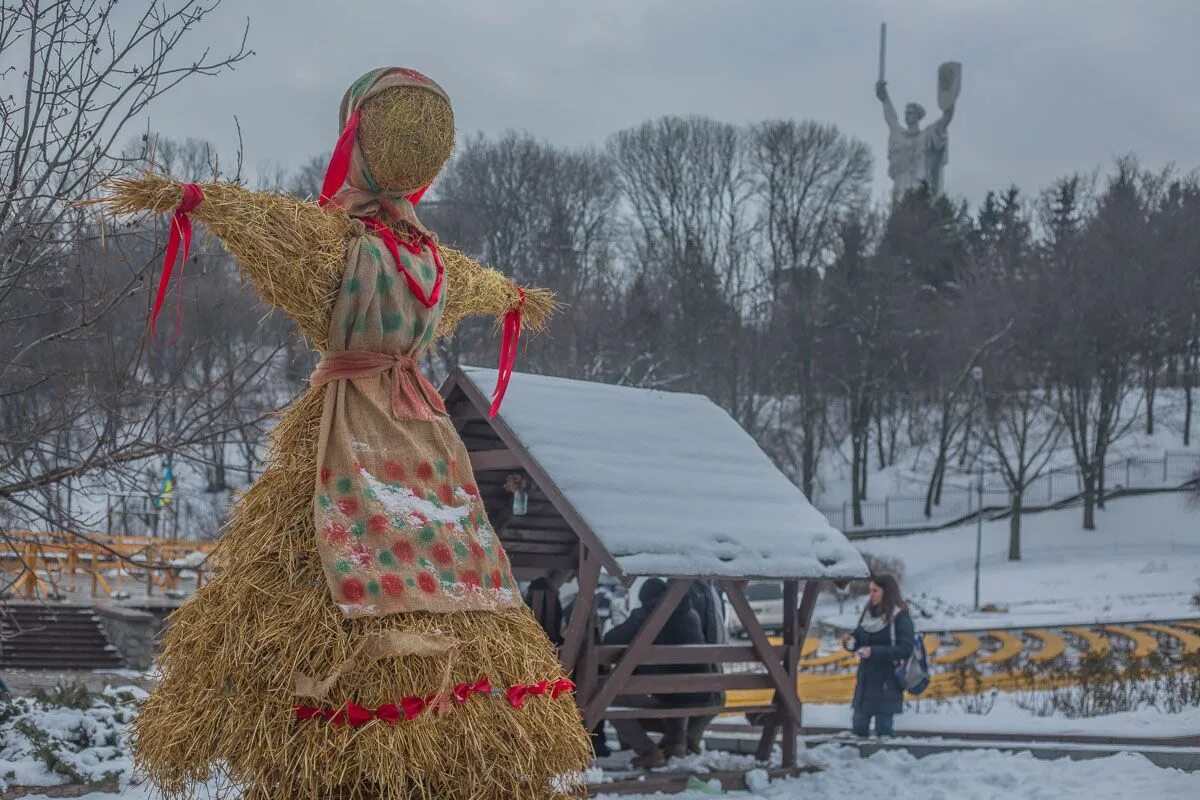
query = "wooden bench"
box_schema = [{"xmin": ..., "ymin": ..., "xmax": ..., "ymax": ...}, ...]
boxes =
[
  {"xmin": 800, "ymin": 648, "xmax": 855, "ymax": 669},
  {"xmin": 923, "ymin": 633, "xmax": 941, "ymax": 660},
  {"xmin": 1139, "ymin": 623, "xmax": 1200, "ymax": 655},
  {"xmin": 932, "ymin": 631, "xmax": 981, "ymax": 665},
  {"xmin": 1102, "ymin": 626, "xmax": 1158, "ymax": 659},
  {"xmin": 1026, "ymin": 629, "xmax": 1068, "ymax": 663},
  {"xmin": 1063, "ymin": 626, "xmax": 1111, "ymax": 657},
  {"xmin": 977, "ymin": 630, "xmax": 1024, "ymax": 665}
]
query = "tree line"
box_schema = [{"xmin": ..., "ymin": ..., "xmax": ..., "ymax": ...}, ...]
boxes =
[{"xmin": 2, "ymin": 2, "xmax": 1197, "ymax": 567}]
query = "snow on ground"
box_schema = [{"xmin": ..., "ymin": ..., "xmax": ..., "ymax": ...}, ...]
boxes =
[
  {"xmin": 812, "ymin": 389, "xmax": 1198, "ymax": 509},
  {"xmin": 800, "ymin": 694, "xmax": 1200, "ymax": 739},
  {"xmin": 0, "ymin": 687, "xmax": 145, "ymax": 793},
  {"xmin": 591, "ymin": 744, "xmax": 1199, "ymax": 799},
  {"xmin": 16, "ymin": 746, "xmax": 1195, "ymax": 800},
  {"xmin": 821, "ymin": 492, "xmax": 1200, "ymax": 631}
]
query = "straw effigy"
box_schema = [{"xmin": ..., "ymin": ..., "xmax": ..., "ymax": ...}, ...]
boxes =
[{"xmin": 90, "ymin": 69, "xmax": 589, "ymax": 799}]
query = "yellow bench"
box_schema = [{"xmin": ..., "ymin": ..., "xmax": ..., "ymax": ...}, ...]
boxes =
[
  {"xmin": 1026, "ymin": 629, "xmax": 1068, "ymax": 663},
  {"xmin": 977, "ymin": 630, "xmax": 1024, "ymax": 665},
  {"xmin": 932, "ymin": 631, "xmax": 981, "ymax": 665},
  {"xmin": 1102, "ymin": 626, "xmax": 1158, "ymax": 659},
  {"xmin": 1063, "ymin": 626, "xmax": 1111, "ymax": 657},
  {"xmin": 1139, "ymin": 623, "xmax": 1200, "ymax": 655},
  {"xmin": 923, "ymin": 634, "xmax": 941, "ymax": 659}
]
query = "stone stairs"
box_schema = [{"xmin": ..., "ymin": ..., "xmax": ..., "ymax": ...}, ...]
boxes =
[{"xmin": 0, "ymin": 602, "xmax": 125, "ymax": 670}]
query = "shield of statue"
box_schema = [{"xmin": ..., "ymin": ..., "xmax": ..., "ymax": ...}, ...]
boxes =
[{"xmin": 938, "ymin": 61, "xmax": 962, "ymax": 111}]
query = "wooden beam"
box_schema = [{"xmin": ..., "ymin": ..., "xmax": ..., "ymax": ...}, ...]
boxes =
[
  {"xmin": 722, "ymin": 580, "xmax": 804, "ymax": 728},
  {"xmin": 593, "ymin": 643, "xmax": 786, "ymax": 666},
  {"xmin": 583, "ymin": 578, "xmax": 691, "ymax": 729},
  {"xmin": 500, "ymin": 541, "xmax": 576, "ymax": 555},
  {"xmin": 507, "ymin": 553, "xmax": 577, "ymax": 571},
  {"xmin": 780, "ymin": 579, "xmax": 801, "ymax": 767},
  {"xmin": 605, "ymin": 703, "xmax": 778, "ymax": 721},
  {"xmin": 468, "ymin": 449, "xmax": 524, "ymax": 471},
  {"xmin": 615, "ymin": 672, "xmax": 775, "ymax": 694},
  {"xmin": 500, "ymin": 528, "xmax": 577, "ymax": 544},
  {"xmin": 561, "ymin": 545, "xmax": 600, "ymax": 674}
]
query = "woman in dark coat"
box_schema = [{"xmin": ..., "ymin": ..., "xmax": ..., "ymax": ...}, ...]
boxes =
[{"xmin": 841, "ymin": 574, "xmax": 914, "ymax": 737}]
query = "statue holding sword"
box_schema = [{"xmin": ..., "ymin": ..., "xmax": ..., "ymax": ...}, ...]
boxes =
[{"xmin": 875, "ymin": 23, "xmax": 962, "ymax": 203}]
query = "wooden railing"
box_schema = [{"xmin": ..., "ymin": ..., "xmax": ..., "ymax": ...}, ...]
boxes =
[{"xmin": 1, "ymin": 529, "xmax": 216, "ymax": 600}]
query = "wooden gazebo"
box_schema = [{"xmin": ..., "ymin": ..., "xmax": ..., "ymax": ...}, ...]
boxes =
[{"xmin": 440, "ymin": 367, "xmax": 868, "ymax": 774}]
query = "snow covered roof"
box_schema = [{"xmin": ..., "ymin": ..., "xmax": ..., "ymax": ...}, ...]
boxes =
[{"xmin": 452, "ymin": 367, "xmax": 868, "ymax": 581}]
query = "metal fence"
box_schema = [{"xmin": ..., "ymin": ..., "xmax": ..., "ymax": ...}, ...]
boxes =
[{"xmin": 816, "ymin": 449, "xmax": 1200, "ymax": 531}]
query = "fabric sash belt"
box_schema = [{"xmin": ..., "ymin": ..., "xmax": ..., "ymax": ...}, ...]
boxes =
[{"xmin": 312, "ymin": 351, "xmax": 447, "ymax": 421}]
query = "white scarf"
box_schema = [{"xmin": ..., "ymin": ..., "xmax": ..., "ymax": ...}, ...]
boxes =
[{"xmin": 859, "ymin": 605, "xmax": 900, "ymax": 634}]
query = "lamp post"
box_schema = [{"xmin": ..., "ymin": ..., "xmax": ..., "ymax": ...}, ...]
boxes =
[{"xmin": 971, "ymin": 366, "xmax": 984, "ymax": 611}]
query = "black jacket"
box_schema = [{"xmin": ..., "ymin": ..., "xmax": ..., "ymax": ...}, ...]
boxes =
[
  {"xmin": 603, "ymin": 592, "xmax": 717, "ymax": 706},
  {"xmin": 850, "ymin": 607, "xmax": 915, "ymax": 716},
  {"xmin": 688, "ymin": 581, "xmax": 725, "ymax": 645}
]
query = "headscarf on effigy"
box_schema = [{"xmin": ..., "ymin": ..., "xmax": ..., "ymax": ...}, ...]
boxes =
[{"xmin": 318, "ymin": 66, "xmax": 447, "ymax": 222}]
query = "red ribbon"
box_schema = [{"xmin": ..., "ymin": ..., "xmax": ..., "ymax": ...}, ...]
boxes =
[
  {"xmin": 149, "ymin": 182, "xmax": 204, "ymax": 337},
  {"xmin": 359, "ymin": 218, "xmax": 443, "ymax": 309},
  {"xmin": 317, "ymin": 105, "xmax": 432, "ymax": 209},
  {"xmin": 489, "ymin": 287, "xmax": 525, "ymax": 418},
  {"xmin": 505, "ymin": 684, "xmax": 529, "ymax": 709},
  {"xmin": 453, "ymin": 676, "xmax": 492, "ymax": 704},
  {"xmin": 375, "ymin": 703, "xmax": 401, "ymax": 724},
  {"xmin": 344, "ymin": 701, "xmax": 374, "ymax": 727},
  {"xmin": 294, "ymin": 675, "xmax": 572, "ymax": 724},
  {"xmin": 294, "ymin": 706, "xmax": 331, "ymax": 722},
  {"xmin": 319, "ymin": 109, "xmax": 361, "ymax": 207},
  {"xmin": 400, "ymin": 695, "xmax": 426, "ymax": 720},
  {"xmin": 550, "ymin": 677, "xmax": 576, "ymax": 700}
]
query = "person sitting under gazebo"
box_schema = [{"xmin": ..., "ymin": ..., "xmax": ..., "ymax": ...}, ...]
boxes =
[{"xmin": 602, "ymin": 579, "xmax": 719, "ymax": 768}]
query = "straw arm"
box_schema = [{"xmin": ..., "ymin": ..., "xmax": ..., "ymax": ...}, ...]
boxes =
[
  {"xmin": 94, "ymin": 173, "xmax": 353, "ymax": 345},
  {"xmin": 436, "ymin": 246, "xmax": 556, "ymax": 338}
]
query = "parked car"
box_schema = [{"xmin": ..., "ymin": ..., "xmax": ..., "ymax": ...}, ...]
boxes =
[{"xmin": 727, "ymin": 581, "xmax": 784, "ymax": 637}]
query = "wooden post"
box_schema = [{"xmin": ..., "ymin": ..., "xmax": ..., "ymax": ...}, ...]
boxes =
[
  {"xmin": 583, "ymin": 578, "xmax": 691, "ymax": 729},
  {"xmin": 722, "ymin": 580, "xmax": 804, "ymax": 728},
  {"xmin": 561, "ymin": 545, "xmax": 600, "ymax": 674},
  {"xmin": 780, "ymin": 579, "xmax": 801, "ymax": 767},
  {"xmin": 576, "ymin": 606, "xmax": 599, "ymax": 718}
]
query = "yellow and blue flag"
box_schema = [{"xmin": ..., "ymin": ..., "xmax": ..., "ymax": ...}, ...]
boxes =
[{"xmin": 156, "ymin": 465, "xmax": 175, "ymax": 508}]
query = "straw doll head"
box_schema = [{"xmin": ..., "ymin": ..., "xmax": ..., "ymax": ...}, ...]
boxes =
[{"xmin": 319, "ymin": 67, "xmax": 455, "ymax": 219}]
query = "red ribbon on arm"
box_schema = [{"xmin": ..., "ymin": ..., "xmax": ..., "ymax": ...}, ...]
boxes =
[
  {"xmin": 319, "ymin": 108, "xmax": 360, "ymax": 207},
  {"xmin": 488, "ymin": 287, "xmax": 525, "ymax": 418},
  {"xmin": 149, "ymin": 182, "xmax": 204, "ymax": 337}
]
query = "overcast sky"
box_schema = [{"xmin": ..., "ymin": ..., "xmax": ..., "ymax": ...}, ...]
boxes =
[{"xmin": 143, "ymin": 0, "xmax": 1200, "ymax": 206}]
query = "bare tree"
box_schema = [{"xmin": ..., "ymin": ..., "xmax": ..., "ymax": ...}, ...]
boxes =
[
  {"xmin": 1042, "ymin": 172, "xmax": 1142, "ymax": 529},
  {"xmin": 608, "ymin": 116, "xmax": 757, "ymax": 416},
  {"xmin": 747, "ymin": 120, "xmax": 871, "ymax": 497},
  {"xmin": 0, "ymin": 1, "xmax": 251, "ymax": 547}
]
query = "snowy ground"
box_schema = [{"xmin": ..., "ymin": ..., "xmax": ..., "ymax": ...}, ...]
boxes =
[
  {"xmin": 8, "ymin": 746, "xmax": 1197, "ymax": 800},
  {"xmin": 3, "ymin": 687, "xmax": 1197, "ymax": 799},
  {"xmin": 798, "ymin": 694, "xmax": 1200, "ymax": 739},
  {"xmin": 595, "ymin": 744, "xmax": 1200, "ymax": 800},
  {"xmin": 820, "ymin": 492, "xmax": 1200, "ymax": 631},
  {"xmin": 811, "ymin": 389, "xmax": 1198, "ymax": 508}
]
